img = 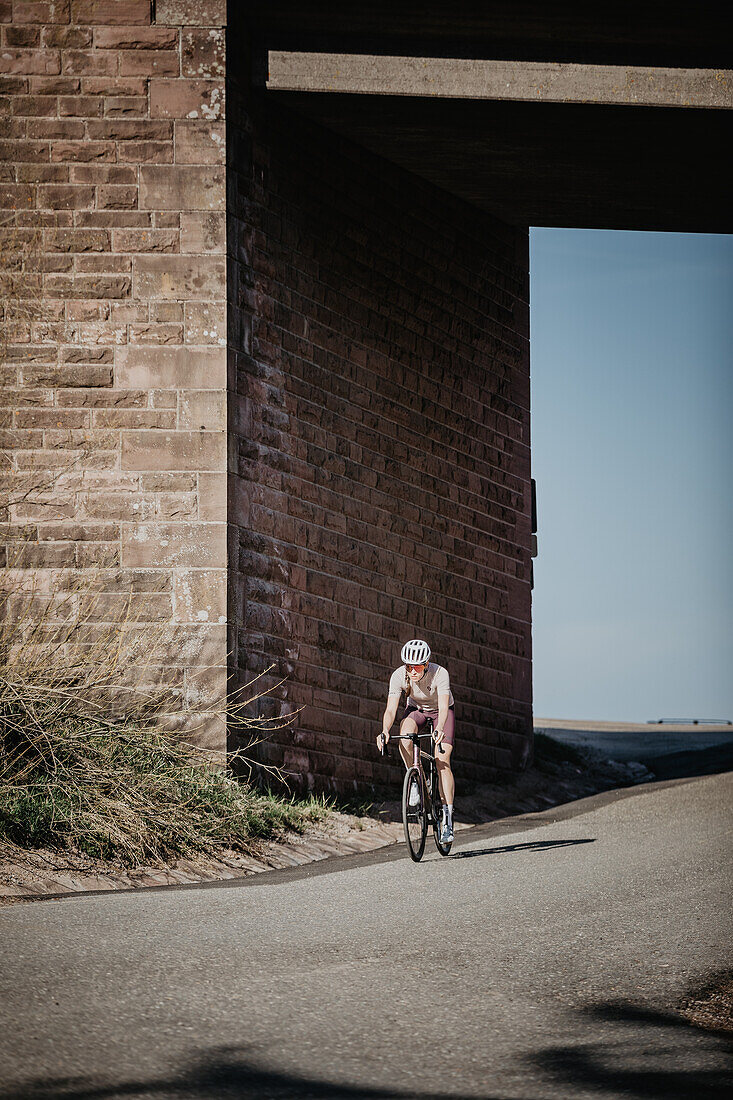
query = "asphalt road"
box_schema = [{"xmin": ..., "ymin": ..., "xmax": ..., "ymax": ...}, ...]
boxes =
[{"xmin": 1, "ymin": 772, "xmax": 731, "ymax": 1100}]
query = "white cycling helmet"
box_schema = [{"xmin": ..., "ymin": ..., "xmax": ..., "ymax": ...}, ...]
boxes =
[{"xmin": 401, "ymin": 639, "xmax": 431, "ymax": 665}]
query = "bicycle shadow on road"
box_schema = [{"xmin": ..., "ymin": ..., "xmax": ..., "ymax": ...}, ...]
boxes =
[{"xmin": 450, "ymin": 837, "xmax": 596, "ymax": 860}]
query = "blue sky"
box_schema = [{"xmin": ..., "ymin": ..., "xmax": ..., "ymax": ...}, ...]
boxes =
[{"xmin": 529, "ymin": 229, "xmax": 733, "ymax": 722}]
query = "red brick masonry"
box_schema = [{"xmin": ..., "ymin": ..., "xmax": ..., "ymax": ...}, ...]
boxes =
[{"xmin": 227, "ymin": 29, "xmax": 532, "ymax": 792}]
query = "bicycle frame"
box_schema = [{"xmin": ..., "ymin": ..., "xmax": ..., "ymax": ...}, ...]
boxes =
[
  {"xmin": 391, "ymin": 727, "xmax": 443, "ymax": 822},
  {"xmin": 378, "ymin": 721, "xmax": 452, "ymax": 859}
]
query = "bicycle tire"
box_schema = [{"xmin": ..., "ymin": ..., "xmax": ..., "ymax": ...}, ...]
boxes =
[
  {"xmin": 402, "ymin": 767, "xmax": 427, "ymax": 861},
  {"xmin": 431, "ymin": 767, "xmax": 452, "ymax": 856}
]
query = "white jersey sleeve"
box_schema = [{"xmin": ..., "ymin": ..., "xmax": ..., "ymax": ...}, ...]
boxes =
[
  {"xmin": 388, "ymin": 667, "xmax": 405, "ymax": 697},
  {"xmin": 433, "ymin": 665, "xmax": 450, "ymax": 697}
]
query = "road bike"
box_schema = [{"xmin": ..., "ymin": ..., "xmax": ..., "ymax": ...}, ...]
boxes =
[{"xmin": 379, "ymin": 721, "xmax": 452, "ymax": 861}]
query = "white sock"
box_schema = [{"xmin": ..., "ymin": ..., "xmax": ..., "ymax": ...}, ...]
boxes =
[{"xmin": 443, "ymin": 803, "xmax": 453, "ymax": 822}]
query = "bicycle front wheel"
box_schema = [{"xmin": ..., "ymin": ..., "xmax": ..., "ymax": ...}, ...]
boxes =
[{"xmin": 402, "ymin": 767, "xmax": 427, "ymax": 861}]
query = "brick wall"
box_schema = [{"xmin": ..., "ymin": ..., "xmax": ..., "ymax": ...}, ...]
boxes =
[
  {"xmin": 228, "ymin": 45, "xmax": 533, "ymax": 792},
  {"xmin": 0, "ymin": 0, "xmax": 228, "ymax": 749},
  {"xmin": 2, "ymin": 2, "xmax": 533, "ymax": 789}
]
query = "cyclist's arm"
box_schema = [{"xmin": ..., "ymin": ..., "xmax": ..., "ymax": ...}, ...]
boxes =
[
  {"xmin": 380, "ymin": 695, "xmax": 400, "ymax": 741},
  {"xmin": 434, "ymin": 693, "xmax": 451, "ymax": 742}
]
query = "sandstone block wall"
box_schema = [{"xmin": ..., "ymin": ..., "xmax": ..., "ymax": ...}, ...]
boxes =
[
  {"xmin": 0, "ymin": 0, "xmax": 228, "ymax": 749},
  {"xmin": 228, "ymin": 37, "xmax": 533, "ymax": 792}
]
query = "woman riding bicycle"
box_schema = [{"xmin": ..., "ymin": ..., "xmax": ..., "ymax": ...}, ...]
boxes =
[{"xmin": 377, "ymin": 639, "xmax": 456, "ymax": 843}]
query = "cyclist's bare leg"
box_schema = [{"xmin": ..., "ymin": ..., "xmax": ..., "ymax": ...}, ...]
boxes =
[
  {"xmin": 435, "ymin": 742, "xmax": 454, "ymax": 805},
  {"xmin": 398, "ymin": 715, "xmax": 418, "ymax": 770}
]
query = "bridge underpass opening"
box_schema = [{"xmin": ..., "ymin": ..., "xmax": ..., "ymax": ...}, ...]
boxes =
[{"xmin": 529, "ymin": 227, "xmax": 732, "ymax": 725}]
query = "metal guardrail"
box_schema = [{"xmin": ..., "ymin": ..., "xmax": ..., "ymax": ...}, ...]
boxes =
[{"xmin": 647, "ymin": 719, "xmax": 732, "ymax": 726}]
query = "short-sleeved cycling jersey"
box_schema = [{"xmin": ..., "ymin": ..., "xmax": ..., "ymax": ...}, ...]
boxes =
[{"xmin": 388, "ymin": 662, "xmax": 454, "ymax": 711}]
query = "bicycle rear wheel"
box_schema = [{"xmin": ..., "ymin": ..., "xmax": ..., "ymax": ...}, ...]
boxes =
[
  {"xmin": 431, "ymin": 767, "xmax": 452, "ymax": 856},
  {"xmin": 402, "ymin": 767, "xmax": 427, "ymax": 861}
]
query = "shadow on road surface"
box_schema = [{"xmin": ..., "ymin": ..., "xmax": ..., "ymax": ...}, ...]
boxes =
[
  {"xmin": 640, "ymin": 743, "xmax": 733, "ymax": 781},
  {"xmin": 533, "ymin": 999, "xmax": 733, "ymax": 1099},
  {"xmin": 3, "ymin": 997, "xmax": 731, "ymax": 1100},
  {"xmin": 451, "ymin": 838, "xmax": 595, "ymax": 860},
  {"xmin": 0, "ymin": 1047, "xmax": 501, "ymax": 1100}
]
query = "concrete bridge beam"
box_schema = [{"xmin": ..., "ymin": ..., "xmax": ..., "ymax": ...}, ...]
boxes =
[{"xmin": 266, "ymin": 52, "xmax": 733, "ymax": 111}]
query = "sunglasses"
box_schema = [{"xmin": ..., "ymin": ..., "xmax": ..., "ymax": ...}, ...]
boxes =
[{"xmin": 405, "ymin": 663, "xmax": 426, "ymax": 672}]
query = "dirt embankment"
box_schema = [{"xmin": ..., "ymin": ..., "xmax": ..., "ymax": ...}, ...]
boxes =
[
  {"xmin": 0, "ymin": 736, "xmax": 654, "ymax": 904},
  {"xmin": 679, "ymin": 972, "xmax": 733, "ymax": 1035}
]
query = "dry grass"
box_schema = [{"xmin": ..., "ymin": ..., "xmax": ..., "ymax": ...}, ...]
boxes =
[
  {"xmin": 0, "ymin": 711, "xmax": 329, "ymax": 867},
  {"xmin": 0, "ymin": 570, "xmax": 327, "ymax": 867}
]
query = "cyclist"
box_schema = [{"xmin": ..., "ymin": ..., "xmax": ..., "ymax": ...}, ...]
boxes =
[{"xmin": 377, "ymin": 639, "xmax": 456, "ymax": 843}]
